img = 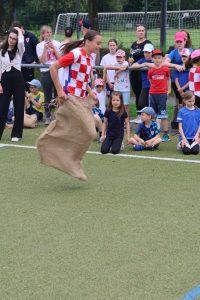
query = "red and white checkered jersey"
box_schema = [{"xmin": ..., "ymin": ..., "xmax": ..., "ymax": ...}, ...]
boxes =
[
  {"xmin": 189, "ymin": 67, "xmax": 200, "ymax": 97},
  {"xmin": 58, "ymin": 47, "xmax": 92, "ymax": 98}
]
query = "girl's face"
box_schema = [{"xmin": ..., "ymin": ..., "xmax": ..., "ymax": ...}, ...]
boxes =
[
  {"xmin": 29, "ymin": 85, "xmax": 38, "ymax": 94},
  {"xmin": 95, "ymin": 85, "xmax": 103, "ymax": 93},
  {"xmin": 111, "ymin": 95, "xmax": 121, "ymax": 108},
  {"xmin": 43, "ymin": 29, "xmax": 52, "ymax": 41},
  {"xmin": 108, "ymin": 42, "xmax": 117, "ymax": 55},
  {"xmin": 116, "ymin": 56, "xmax": 125, "ymax": 64},
  {"xmin": 144, "ymin": 51, "xmax": 152, "ymax": 59},
  {"xmin": 8, "ymin": 32, "xmax": 18, "ymax": 47},
  {"xmin": 176, "ymin": 40, "xmax": 186, "ymax": 50},
  {"xmin": 86, "ymin": 35, "xmax": 102, "ymax": 54},
  {"xmin": 184, "ymin": 97, "xmax": 195, "ymax": 108},
  {"xmin": 181, "ymin": 55, "xmax": 188, "ymax": 64}
]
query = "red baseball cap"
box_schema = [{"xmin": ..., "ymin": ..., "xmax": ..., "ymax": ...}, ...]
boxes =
[{"xmin": 152, "ymin": 49, "xmax": 163, "ymax": 56}]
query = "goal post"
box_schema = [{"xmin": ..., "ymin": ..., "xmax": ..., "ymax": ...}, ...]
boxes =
[{"xmin": 54, "ymin": 10, "xmax": 200, "ymax": 49}]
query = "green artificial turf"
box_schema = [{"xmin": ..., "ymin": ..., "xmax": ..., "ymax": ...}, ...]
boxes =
[
  {"xmin": 1, "ymin": 103, "xmax": 200, "ymax": 299},
  {"xmin": 0, "ymin": 146, "xmax": 200, "ymax": 299}
]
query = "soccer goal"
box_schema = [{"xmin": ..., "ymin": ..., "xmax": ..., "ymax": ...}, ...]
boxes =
[{"xmin": 55, "ymin": 10, "xmax": 200, "ymax": 48}]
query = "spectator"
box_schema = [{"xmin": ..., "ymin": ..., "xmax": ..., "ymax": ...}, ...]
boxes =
[
  {"xmin": 164, "ymin": 31, "xmax": 188, "ymax": 129},
  {"xmin": 100, "ymin": 39, "xmax": 118, "ymax": 97},
  {"xmin": 92, "ymin": 97, "xmax": 104, "ymax": 141},
  {"xmin": 26, "ymin": 79, "xmax": 44, "ymax": 121},
  {"xmin": 60, "ymin": 27, "xmax": 74, "ymax": 49},
  {"xmin": 148, "ymin": 49, "xmax": 170, "ymax": 142},
  {"xmin": 129, "ymin": 43, "xmax": 154, "ymax": 120},
  {"xmin": 93, "ymin": 76, "xmax": 107, "ymax": 114},
  {"xmin": 106, "ymin": 50, "xmax": 131, "ymax": 117},
  {"xmin": 189, "ymin": 49, "xmax": 200, "ymax": 108},
  {"xmin": 0, "ymin": 27, "xmax": 25, "ymax": 142},
  {"xmin": 11, "ymin": 21, "xmax": 38, "ymax": 90},
  {"xmin": 129, "ymin": 24, "xmax": 152, "ymax": 123},
  {"xmin": 36, "ymin": 25, "xmax": 61, "ymax": 125},
  {"xmin": 129, "ymin": 107, "xmax": 162, "ymax": 151},
  {"xmin": 177, "ymin": 91, "xmax": 200, "ymax": 155},
  {"xmin": 174, "ymin": 48, "xmax": 190, "ymax": 98},
  {"xmin": 101, "ymin": 91, "xmax": 130, "ymax": 155}
]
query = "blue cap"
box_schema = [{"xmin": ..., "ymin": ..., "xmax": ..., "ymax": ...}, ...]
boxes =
[
  {"xmin": 82, "ymin": 19, "xmax": 92, "ymax": 29},
  {"xmin": 28, "ymin": 79, "xmax": 41, "ymax": 89},
  {"xmin": 138, "ymin": 107, "xmax": 156, "ymax": 117}
]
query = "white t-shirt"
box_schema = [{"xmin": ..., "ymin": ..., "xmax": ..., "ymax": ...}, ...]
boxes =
[
  {"xmin": 95, "ymin": 89, "xmax": 106, "ymax": 113},
  {"xmin": 100, "ymin": 53, "xmax": 117, "ymax": 83},
  {"xmin": 114, "ymin": 61, "xmax": 130, "ymax": 92},
  {"xmin": 36, "ymin": 40, "xmax": 61, "ymax": 72}
]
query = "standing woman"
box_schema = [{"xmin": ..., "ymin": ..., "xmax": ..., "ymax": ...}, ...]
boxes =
[
  {"xmin": 37, "ymin": 30, "xmax": 102, "ymax": 181},
  {"xmin": 129, "ymin": 25, "xmax": 152, "ymax": 123},
  {"xmin": 0, "ymin": 27, "xmax": 25, "ymax": 142},
  {"xmin": 36, "ymin": 25, "xmax": 61, "ymax": 125}
]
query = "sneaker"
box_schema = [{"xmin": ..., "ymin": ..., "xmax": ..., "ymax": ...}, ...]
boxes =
[
  {"xmin": 177, "ymin": 141, "xmax": 182, "ymax": 150},
  {"xmin": 134, "ymin": 145, "xmax": 145, "ymax": 151},
  {"xmin": 45, "ymin": 117, "xmax": 51, "ymax": 125},
  {"xmin": 133, "ymin": 116, "xmax": 142, "ymax": 124},
  {"xmin": 162, "ymin": 134, "xmax": 170, "ymax": 142},
  {"xmin": 11, "ymin": 137, "xmax": 20, "ymax": 142}
]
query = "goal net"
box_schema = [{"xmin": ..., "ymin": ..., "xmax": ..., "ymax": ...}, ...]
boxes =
[{"xmin": 55, "ymin": 10, "xmax": 200, "ymax": 49}]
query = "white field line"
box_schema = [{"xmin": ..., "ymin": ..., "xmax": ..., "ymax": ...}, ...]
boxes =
[{"xmin": 1, "ymin": 143, "xmax": 200, "ymax": 164}]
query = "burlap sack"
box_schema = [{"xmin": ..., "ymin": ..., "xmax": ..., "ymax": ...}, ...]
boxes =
[{"xmin": 37, "ymin": 95, "xmax": 96, "ymax": 181}]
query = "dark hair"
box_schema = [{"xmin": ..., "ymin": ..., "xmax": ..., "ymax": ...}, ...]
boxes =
[
  {"xmin": 182, "ymin": 91, "xmax": 194, "ymax": 101},
  {"xmin": 181, "ymin": 29, "xmax": 192, "ymax": 48},
  {"xmin": 64, "ymin": 27, "xmax": 73, "ymax": 38},
  {"xmin": 11, "ymin": 21, "xmax": 23, "ymax": 29},
  {"xmin": 0, "ymin": 28, "xmax": 19, "ymax": 57},
  {"xmin": 136, "ymin": 24, "xmax": 146, "ymax": 31},
  {"xmin": 108, "ymin": 91, "xmax": 125, "ymax": 117},
  {"xmin": 61, "ymin": 30, "xmax": 101, "ymax": 54},
  {"xmin": 108, "ymin": 39, "xmax": 118, "ymax": 46}
]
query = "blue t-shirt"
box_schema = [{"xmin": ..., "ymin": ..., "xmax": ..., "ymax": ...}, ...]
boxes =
[
  {"xmin": 104, "ymin": 109, "xmax": 128, "ymax": 138},
  {"xmin": 137, "ymin": 57, "xmax": 152, "ymax": 89},
  {"xmin": 177, "ymin": 107, "xmax": 200, "ymax": 140},
  {"xmin": 174, "ymin": 69, "xmax": 189, "ymax": 90},
  {"xmin": 135, "ymin": 120, "xmax": 160, "ymax": 141},
  {"xmin": 168, "ymin": 49, "xmax": 183, "ymax": 81}
]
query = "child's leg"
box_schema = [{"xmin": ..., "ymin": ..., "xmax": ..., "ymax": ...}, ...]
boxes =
[
  {"xmin": 122, "ymin": 92, "xmax": 130, "ymax": 118},
  {"xmin": 181, "ymin": 144, "xmax": 191, "ymax": 155},
  {"xmin": 190, "ymin": 141, "xmax": 200, "ymax": 155},
  {"xmin": 151, "ymin": 137, "xmax": 162, "ymax": 147},
  {"xmin": 101, "ymin": 136, "xmax": 113, "ymax": 154},
  {"xmin": 110, "ymin": 136, "xmax": 123, "ymax": 154},
  {"xmin": 128, "ymin": 137, "xmax": 140, "ymax": 145}
]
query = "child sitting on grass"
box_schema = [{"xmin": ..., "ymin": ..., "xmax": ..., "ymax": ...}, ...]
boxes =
[
  {"xmin": 177, "ymin": 91, "xmax": 200, "ymax": 155},
  {"xmin": 129, "ymin": 107, "xmax": 162, "ymax": 151},
  {"xmin": 26, "ymin": 79, "xmax": 44, "ymax": 121}
]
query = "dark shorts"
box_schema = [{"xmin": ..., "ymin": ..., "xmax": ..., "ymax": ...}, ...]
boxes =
[
  {"xmin": 171, "ymin": 82, "xmax": 182, "ymax": 104},
  {"xmin": 195, "ymin": 95, "xmax": 200, "ymax": 108},
  {"xmin": 149, "ymin": 93, "xmax": 168, "ymax": 119}
]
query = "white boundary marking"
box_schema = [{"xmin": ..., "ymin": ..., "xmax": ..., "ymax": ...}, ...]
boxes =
[{"xmin": 1, "ymin": 143, "xmax": 200, "ymax": 164}]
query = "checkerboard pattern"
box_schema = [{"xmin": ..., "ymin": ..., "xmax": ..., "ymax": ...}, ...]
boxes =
[{"xmin": 189, "ymin": 67, "xmax": 200, "ymax": 97}]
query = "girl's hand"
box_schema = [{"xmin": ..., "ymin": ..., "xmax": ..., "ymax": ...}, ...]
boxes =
[
  {"xmin": 145, "ymin": 140, "xmax": 151, "ymax": 147},
  {"xmin": 100, "ymin": 135, "xmax": 106, "ymax": 142},
  {"xmin": 175, "ymin": 65, "xmax": 185, "ymax": 72},
  {"xmin": 57, "ymin": 89, "xmax": 68, "ymax": 104},
  {"xmin": 0, "ymin": 84, "xmax": 3, "ymax": 94}
]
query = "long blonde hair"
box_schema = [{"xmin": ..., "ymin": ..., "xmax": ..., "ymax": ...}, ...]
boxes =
[{"xmin": 40, "ymin": 25, "xmax": 52, "ymax": 42}]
